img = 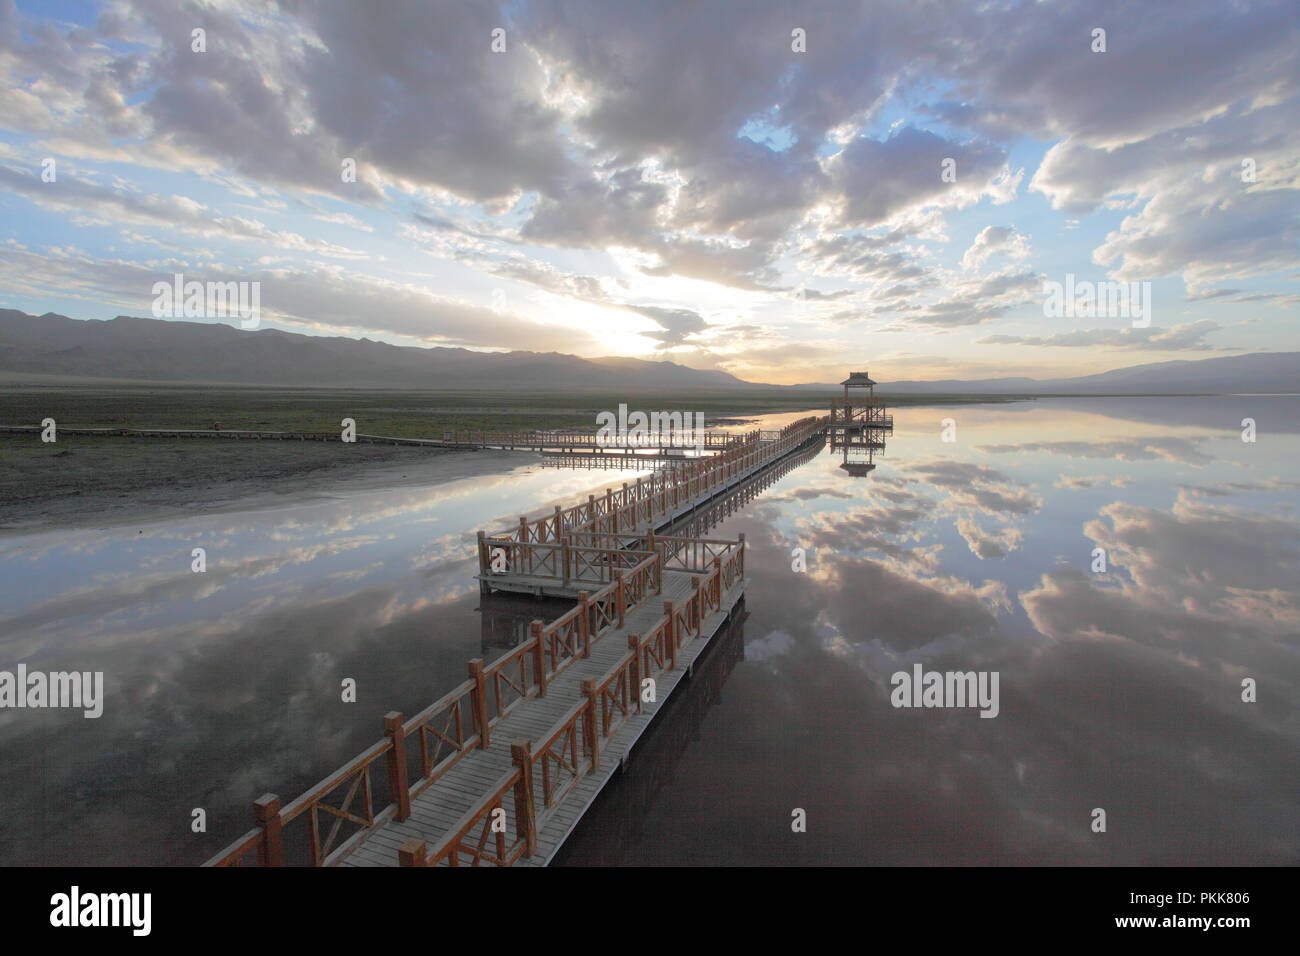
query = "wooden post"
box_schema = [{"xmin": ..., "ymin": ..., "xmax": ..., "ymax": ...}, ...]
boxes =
[
  {"xmin": 518, "ymin": 516, "xmax": 528, "ymax": 544},
  {"xmin": 578, "ymin": 591, "xmax": 591, "ymax": 657},
  {"xmin": 713, "ymin": 555, "xmax": 723, "ymax": 604},
  {"xmin": 738, "ymin": 533, "xmax": 745, "ymax": 578},
  {"xmin": 476, "ymin": 530, "xmax": 487, "ymax": 575},
  {"xmin": 691, "ymin": 577, "xmax": 702, "ymax": 636},
  {"xmin": 531, "ymin": 620, "xmax": 547, "ymax": 696},
  {"xmin": 664, "ymin": 600, "xmax": 677, "ymax": 668},
  {"xmin": 628, "ymin": 634, "xmax": 641, "ymax": 712},
  {"xmin": 616, "ymin": 570, "xmax": 625, "ymax": 627},
  {"xmin": 468, "ymin": 659, "xmax": 490, "ymax": 747},
  {"xmin": 582, "ymin": 679, "xmax": 600, "ymax": 770},
  {"xmin": 561, "ymin": 538, "xmax": 570, "ymax": 587},
  {"xmin": 511, "ymin": 740, "xmax": 538, "ymax": 857},
  {"xmin": 588, "ymin": 494, "xmax": 596, "ymax": 522},
  {"xmin": 554, "ymin": 504, "xmax": 562, "ymax": 540},
  {"xmin": 384, "ymin": 712, "xmax": 411, "ymax": 823},
  {"xmin": 253, "ymin": 794, "xmax": 284, "ymax": 867},
  {"xmin": 398, "ymin": 838, "xmax": 427, "ymax": 867},
  {"xmin": 654, "ymin": 551, "xmax": 663, "ymax": 595}
]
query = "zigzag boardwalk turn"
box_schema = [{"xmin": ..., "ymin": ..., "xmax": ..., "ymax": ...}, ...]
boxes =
[{"xmin": 202, "ymin": 416, "xmax": 827, "ymax": 868}]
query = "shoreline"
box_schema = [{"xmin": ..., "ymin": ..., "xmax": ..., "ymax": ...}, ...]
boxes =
[{"xmin": 0, "ymin": 437, "xmax": 530, "ymax": 537}]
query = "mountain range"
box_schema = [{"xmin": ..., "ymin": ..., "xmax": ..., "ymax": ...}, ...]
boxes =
[
  {"xmin": 0, "ymin": 310, "xmax": 744, "ymax": 390},
  {"xmin": 1, "ymin": 310, "xmax": 1296, "ymax": 394}
]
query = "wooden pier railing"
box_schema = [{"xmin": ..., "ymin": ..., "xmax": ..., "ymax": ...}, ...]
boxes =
[
  {"xmin": 203, "ymin": 414, "xmax": 820, "ymax": 868},
  {"xmin": 398, "ymin": 539, "xmax": 747, "ymax": 868},
  {"xmin": 828, "ymin": 400, "xmax": 893, "ymax": 430},
  {"xmin": 438, "ymin": 427, "xmax": 740, "ymax": 449},
  {"xmin": 203, "ymin": 537, "xmax": 745, "ymax": 868},
  {"xmin": 479, "ymin": 417, "xmax": 825, "ymax": 568}
]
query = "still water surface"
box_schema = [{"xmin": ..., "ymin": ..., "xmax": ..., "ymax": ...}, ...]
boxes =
[{"xmin": 2, "ymin": 397, "xmax": 1297, "ymax": 865}]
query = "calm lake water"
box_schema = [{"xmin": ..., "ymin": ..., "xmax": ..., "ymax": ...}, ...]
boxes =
[{"xmin": 2, "ymin": 397, "xmax": 1297, "ymax": 865}]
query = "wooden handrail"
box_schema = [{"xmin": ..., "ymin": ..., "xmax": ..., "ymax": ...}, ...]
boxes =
[
  {"xmin": 205, "ymin": 426, "xmax": 770, "ymax": 869},
  {"xmin": 204, "ymin": 540, "xmax": 695, "ymax": 866},
  {"xmin": 423, "ymin": 766, "xmax": 528, "ymax": 867},
  {"xmin": 480, "ymin": 417, "xmax": 824, "ymax": 549},
  {"xmin": 279, "ymin": 739, "xmax": 391, "ymax": 825}
]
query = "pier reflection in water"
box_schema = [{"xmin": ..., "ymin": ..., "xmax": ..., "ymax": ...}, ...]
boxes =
[
  {"xmin": 7, "ymin": 397, "xmax": 1293, "ymax": 866},
  {"xmin": 552, "ymin": 602, "xmax": 748, "ymax": 866}
]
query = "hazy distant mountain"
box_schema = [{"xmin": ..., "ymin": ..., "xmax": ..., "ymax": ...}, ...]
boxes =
[
  {"xmin": 793, "ymin": 353, "xmax": 1300, "ymax": 395},
  {"xmin": 2, "ymin": 310, "xmax": 1296, "ymax": 394},
  {"xmin": 0, "ymin": 310, "xmax": 752, "ymax": 390}
]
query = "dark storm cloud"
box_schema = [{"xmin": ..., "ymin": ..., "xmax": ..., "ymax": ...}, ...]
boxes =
[
  {"xmin": 829, "ymin": 127, "xmax": 1010, "ymax": 228},
  {"xmin": 670, "ymin": 136, "xmax": 825, "ymax": 240},
  {"xmin": 627, "ymin": 305, "xmax": 709, "ymax": 348},
  {"xmin": 520, "ymin": 167, "xmax": 669, "ymax": 248},
  {"xmin": 121, "ymin": 0, "xmax": 575, "ymax": 202}
]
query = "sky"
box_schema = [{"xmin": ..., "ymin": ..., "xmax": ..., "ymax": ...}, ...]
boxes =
[{"xmin": 0, "ymin": 0, "xmax": 1296, "ymax": 386}]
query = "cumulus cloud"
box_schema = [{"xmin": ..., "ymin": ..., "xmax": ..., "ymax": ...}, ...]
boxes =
[
  {"xmin": 0, "ymin": 0, "xmax": 1293, "ymax": 376},
  {"xmin": 961, "ymin": 225, "xmax": 1031, "ymax": 272}
]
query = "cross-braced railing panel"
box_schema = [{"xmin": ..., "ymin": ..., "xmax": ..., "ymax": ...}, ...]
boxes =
[
  {"xmin": 588, "ymin": 585, "xmax": 621, "ymax": 633},
  {"xmin": 533, "ymin": 699, "xmax": 591, "ymax": 816},
  {"xmin": 545, "ymin": 607, "xmax": 585, "ymax": 676},
  {"xmin": 655, "ymin": 535, "xmax": 735, "ymax": 573},
  {"xmin": 407, "ymin": 684, "xmax": 479, "ymax": 799},
  {"xmin": 597, "ymin": 664, "xmax": 634, "ymax": 740},
  {"xmin": 485, "ymin": 642, "xmax": 536, "ymax": 721},
  {"xmin": 674, "ymin": 601, "xmax": 697, "ymax": 643},
  {"xmin": 306, "ymin": 763, "xmax": 375, "ymax": 867},
  {"xmin": 622, "ymin": 555, "xmax": 657, "ymax": 608},
  {"xmin": 425, "ymin": 768, "xmax": 528, "ymax": 868},
  {"xmin": 569, "ymin": 545, "xmax": 653, "ymax": 584},
  {"xmin": 641, "ymin": 618, "xmax": 669, "ymax": 674}
]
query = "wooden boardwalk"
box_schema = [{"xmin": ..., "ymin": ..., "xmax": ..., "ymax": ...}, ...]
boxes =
[
  {"xmin": 340, "ymin": 570, "xmax": 742, "ymax": 867},
  {"xmin": 202, "ymin": 415, "xmax": 828, "ymax": 868},
  {"xmin": 477, "ymin": 417, "xmax": 826, "ymax": 597}
]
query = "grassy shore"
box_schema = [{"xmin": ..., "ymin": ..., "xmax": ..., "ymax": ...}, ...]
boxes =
[
  {"xmin": 0, "ymin": 384, "xmax": 1025, "ymax": 533},
  {"xmin": 0, "ymin": 383, "xmax": 1022, "ymax": 435}
]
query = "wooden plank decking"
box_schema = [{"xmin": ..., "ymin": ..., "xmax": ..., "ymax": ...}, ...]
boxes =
[{"xmin": 338, "ymin": 569, "xmax": 743, "ymax": 866}]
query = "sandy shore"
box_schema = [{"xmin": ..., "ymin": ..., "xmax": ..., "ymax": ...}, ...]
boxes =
[{"xmin": 0, "ymin": 435, "xmax": 526, "ymax": 534}]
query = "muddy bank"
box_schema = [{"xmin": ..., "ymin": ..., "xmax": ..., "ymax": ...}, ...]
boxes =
[{"xmin": 0, "ymin": 435, "xmax": 526, "ymax": 534}]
